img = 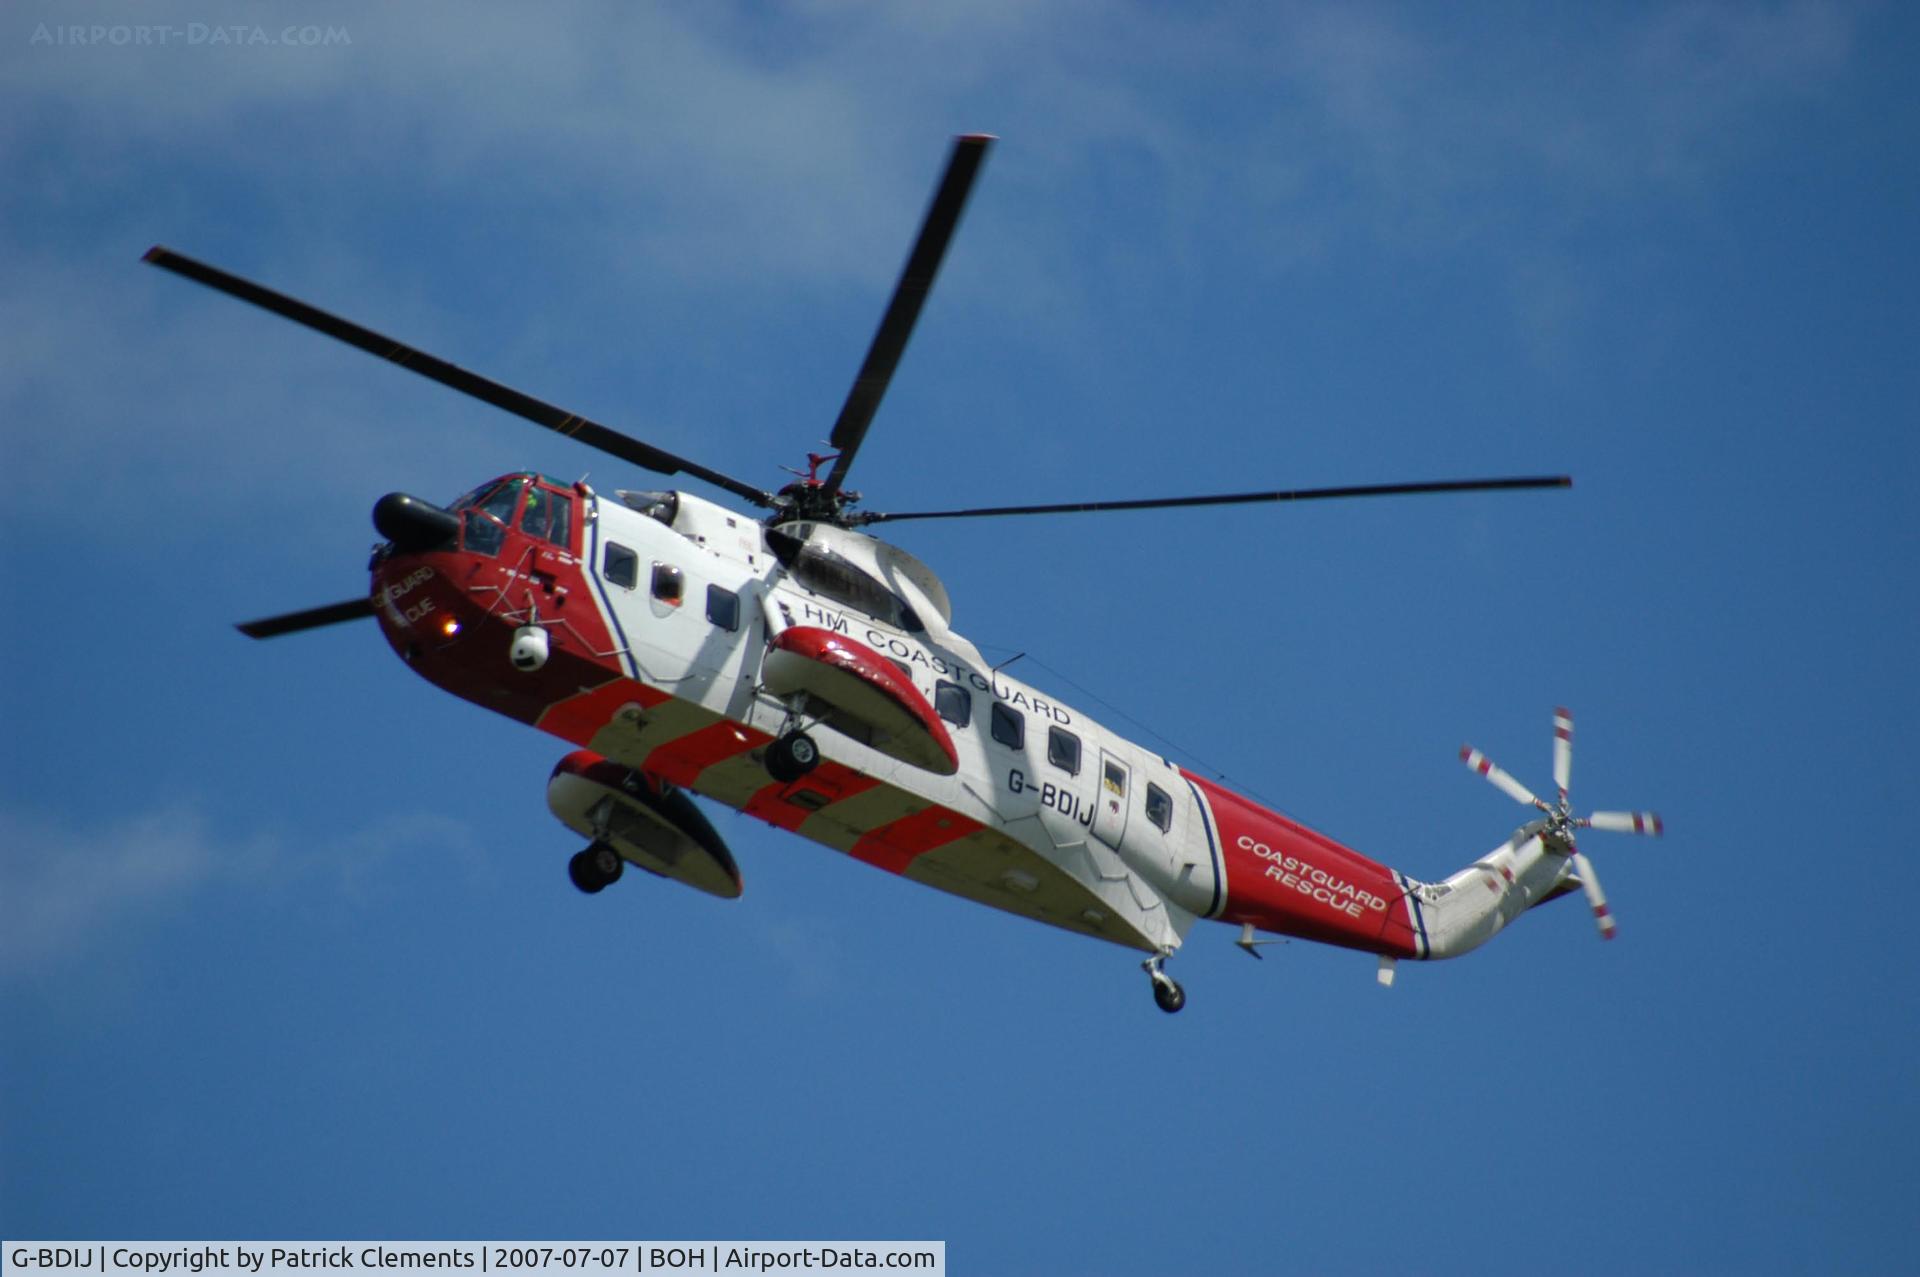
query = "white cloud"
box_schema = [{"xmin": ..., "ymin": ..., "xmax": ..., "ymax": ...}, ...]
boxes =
[
  {"xmin": 0, "ymin": 1, "xmax": 1875, "ymax": 522},
  {"xmin": 0, "ymin": 804, "xmax": 250, "ymax": 977},
  {"xmin": 755, "ymin": 914, "xmax": 848, "ymax": 1000},
  {"xmin": 0, "ymin": 801, "xmax": 477, "ymax": 979}
]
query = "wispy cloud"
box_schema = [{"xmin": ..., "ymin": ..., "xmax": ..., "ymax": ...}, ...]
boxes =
[
  {"xmin": 0, "ymin": 1, "xmax": 1873, "ymax": 522},
  {"xmin": 0, "ymin": 804, "xmax": 250, "ymax": 978},
  {"xmin": 0, "ymin": 801, "xmax": 476, "ymax": 979}
]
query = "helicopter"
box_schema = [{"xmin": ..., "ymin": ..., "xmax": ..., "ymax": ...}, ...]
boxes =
[{"xmin": 145, "ymin": 134, "xmax": 1662, "ymax": 1012}]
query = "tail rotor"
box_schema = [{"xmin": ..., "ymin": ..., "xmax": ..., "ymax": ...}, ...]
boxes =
[
  {"xmin": 1460, "ymin": 707, "xmax": 1662, "ymax": 940},
  {"xmin": 1460, "ymin": 746, "xmax": 1548, "ymax": 810},
  {"xmin": 1553, "ymin": 706, "xmax": 1573, "ymax": 803},
  {"xmin": 1567, "ymin": 848, "xmax": 1615, "ymax": 940}
]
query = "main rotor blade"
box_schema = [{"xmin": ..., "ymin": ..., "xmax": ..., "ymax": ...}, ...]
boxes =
[
  {"xmin": 858, "ymin": 475, "xmax": 1571, "ymax": 524},
  {"xmin": 237, "ymin": 597, "xmax": 375, "ymax": 639},
  {"xmin": 143, "ymin": 246, "xmax": 775, "ymax": 508},
  {"xmin": 819, "ymin": 134, "xmax": 994, "ymax": 499}
]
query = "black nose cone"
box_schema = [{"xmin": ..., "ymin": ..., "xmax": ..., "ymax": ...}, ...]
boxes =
[{"xmin": 373, "ymin": 492, "xmax": 460, "ymax": 551}]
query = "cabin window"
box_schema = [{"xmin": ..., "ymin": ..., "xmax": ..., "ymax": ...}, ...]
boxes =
[
  {"xmin": 935, "ymin": 680, "xmax": 971, "ymax": 728},
  {"xmin": 1145, "ymin": 783, "xmax": 1173, "ymax": 833},
  {"xmin": 1103, "ymin": 759, "xmax": 1127, "ymax": 798},
  {"xmin": 990, "ymin": 702, "xmax": 1024, "ymax": 750},
  {"xmin": 1047, "ymin": 727, "xmax": 1082, "ymax": 775},
  {"xmin": 651, "ymin": 563, "xmax": 684, "ymax": 606},
  {"xmin": 706, "ymin": 584, "xmax": 739, "ymax": 631},
  {"xmin": 603, "ymin": 542, "xmax": 638, "ymax": 589}
]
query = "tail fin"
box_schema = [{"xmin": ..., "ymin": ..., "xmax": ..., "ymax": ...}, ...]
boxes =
[{"xmin": 1405, "ymin": 824, "xmax": 1571, "ymax": 960}]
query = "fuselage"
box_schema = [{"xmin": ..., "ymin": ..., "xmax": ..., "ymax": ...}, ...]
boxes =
[{"xmin": 370, "ymin": 473, "xmax": 1450, "ymax": 961}]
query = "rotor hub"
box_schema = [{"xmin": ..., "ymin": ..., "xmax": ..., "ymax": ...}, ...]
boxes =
[{"xmin": 771, "ymin": 480, "xmax": 862, "ymax": 527}]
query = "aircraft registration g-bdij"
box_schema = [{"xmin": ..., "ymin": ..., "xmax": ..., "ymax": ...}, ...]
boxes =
[{"xmin": 147, "ymin": 135, "xmax": 1661, "ymax": 1012}]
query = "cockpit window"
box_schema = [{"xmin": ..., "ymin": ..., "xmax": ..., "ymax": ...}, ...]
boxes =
[
  {"xmin": 479, "ymin": 480, "xmax": 525, "ymax": 524},
  {"xmin": 448, "ymin": 484, "xmax": 492, "ymax": 512},
  {"xmin": 457, "ymin": 479, "xmax": 524, "ymax": 558},
  {"xmin": 524, "ymin": 485, "xmax": 553, "ymax": 535},
  {"xmin": 463, "ymin": 509, "xmax": 504, "ymax": 557},
  {"xmin": 523, "ymin": 486, "xmax": 574, "ymax": 548}
]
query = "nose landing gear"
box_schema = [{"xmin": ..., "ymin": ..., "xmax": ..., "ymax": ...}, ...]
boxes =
[{"xmin": 1143, "ymin": 952, "xmax": 1186, "ymax": 1014}]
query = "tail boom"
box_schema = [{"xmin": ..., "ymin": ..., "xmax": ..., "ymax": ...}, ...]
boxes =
[
  {"xmin": 1186, "ymin": 771, "xmax": 1573, "ymax": 963},
  {"xmin": 1183, "ymin": 771, "xmax": 1428, "ymax": 959},
  {"xmin": 1405, "ymin": 831, "xmax": 1576, "ymax": 959}
]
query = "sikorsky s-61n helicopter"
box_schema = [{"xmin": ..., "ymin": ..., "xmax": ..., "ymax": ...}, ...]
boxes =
[{"xmin": 147, "ymin": 135, "xmax": 1662, "ymax": 1012}]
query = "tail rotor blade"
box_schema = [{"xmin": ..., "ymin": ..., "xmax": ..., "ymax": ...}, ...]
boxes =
[
  {"xmin": 1553, "ymin": 706, "xmax": 1573, "ymax": 801},
  {"xmin": 1460, "ymin": 746, "xmax": 1544, "ymax": 808},
  {"xmin": 1585, "ymin": 810, "xmax": 1665, "ymax": 836},
  {"xmin": 1569, "ymin": 848, "xmax": 1616, "ymax": 940}
]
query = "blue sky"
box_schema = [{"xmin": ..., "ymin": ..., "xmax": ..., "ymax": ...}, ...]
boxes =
[{"xmin": 3, "ymin": 2, "xmax": 1916, "ymax": 1272}]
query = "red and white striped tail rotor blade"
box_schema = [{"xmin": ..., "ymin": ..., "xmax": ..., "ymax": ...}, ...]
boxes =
[
  {"xmin": 1586, "ymin": 810, "xmax": 1665, "ymax": 836},
  {"xmin": 1460, "ymin": 746, "xmax": 1543, "ymax": 807},
  {"xmin": 1552, "ymin": 707, "xmax": 1573, "ymax": 801},
  {"xmin": 1570, "ymin": 848, "xmax": 1617, "ymax": 941}
]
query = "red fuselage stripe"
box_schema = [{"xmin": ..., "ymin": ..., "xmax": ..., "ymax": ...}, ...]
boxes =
[
  {"xmin": 742, "ymin": 765, "xmax": 883, "ymax": 832},
  {"xmin": 644, "ymin": 719, "xmax": 767, "ymax": 787},
  {"xmin": 850, "ymin": 804, "xmax": 984, "ymax": 875},
  {"xmin": 537, "ymin": 679, "xmax": 672, "ymax": 747}
]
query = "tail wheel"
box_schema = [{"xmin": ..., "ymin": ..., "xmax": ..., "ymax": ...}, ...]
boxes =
[{"xmin": 1143, "ymin": 952, "xmax": 1186, "ymax": 1014}]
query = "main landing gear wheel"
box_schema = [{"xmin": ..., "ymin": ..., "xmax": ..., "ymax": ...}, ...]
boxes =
[
  {"xmin": 765, "ymin": 731, "xmax": 820, "ymax": 784},
  {"xmin": 568, "ymin": 842, "xmax": 625, "ymax": 894},
  {"xmin": 1143, "ymin": 953, "xmax": 1186, "ymax": 1014}
]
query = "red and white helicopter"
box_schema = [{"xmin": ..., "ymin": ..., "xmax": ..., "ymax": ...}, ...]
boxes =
[{"xmin": 148, "ymin": 135, "xmax": 1661, "ymax": 1011}]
